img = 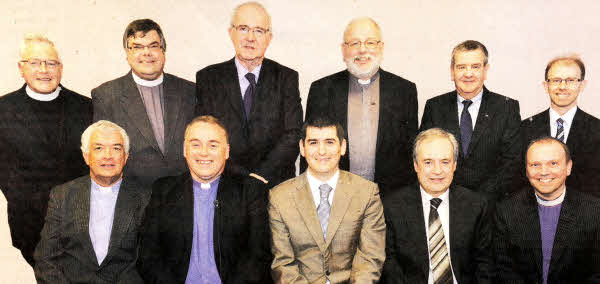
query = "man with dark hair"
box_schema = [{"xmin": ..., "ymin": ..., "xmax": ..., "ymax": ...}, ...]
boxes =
[
  {"xmin": 138, "ymin": 115, "xmax": 271, "ymax": 283},
  {"xmin": 420, "ymin": 40, "xmax": 521, "ymax": 201},
  {"xmin": 304, "ymin": 17, "xmax": 418, "ymax": 196},
  {"xmin": 520, "ymin": 55, "xmax": 600, "ymax": 197},
  {"xmin": 195, "ymin": 2, "xmax": 302, "ymax": 187},
  {"xmin": 0, "ymin": 34, "xmax": 92, "ymax": 266},
  {"xmin": 494, "ymin": 137, "xmax": 600, "ymax": 283},
  {"xmin": 92, "ymin": 18, "xmax": 196, "ymax": 186},
  {"xmin": 34, "ymin": 121, "xmax": 149, "ymax": 283},
  {"xmin": 382, "ymin": 128, "xmax": 492, "ymax": 284},
  {"xmin": 270, "ymin": 116, "xmax": 385, "ymax": 283}
]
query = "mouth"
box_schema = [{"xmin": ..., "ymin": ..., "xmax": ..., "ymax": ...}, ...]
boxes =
[
  {"xmin": 353, "ymin": 56, "xmax": 372, "ymax": 65},
  {"xmin": 538, "ymin": 178, "xmax": 554, "ymax": 183},
  {"xmin": 196, "ymin": 160, "xmax": 213, "ymax": 165},
  {"xmin": 36, "ymin": 78, "xmax": 53, "ymax": 81},
  {"xmin": 100, "ymin": 163, "xmax": 116, "ymax": 169},
  {"xmin": 429, "ymin": 177, "xmax": 446, "ymax": 183}
]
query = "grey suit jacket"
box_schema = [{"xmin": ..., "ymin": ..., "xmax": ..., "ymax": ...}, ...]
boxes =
[
  {"xmin": 269, "ymin": 171, "xmax": 386, "ymax": 284},
  {"xmin": 92, "ymin": 71, "xmax": 196, "ymax": 186},
  {"xmin": 34, "ymin": 175, "xmax": 150, "ymax": 284}
]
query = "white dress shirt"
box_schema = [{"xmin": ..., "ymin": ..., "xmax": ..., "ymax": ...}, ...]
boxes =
[
  {"xmin": 457, "ymin": 90, "xmax": 483, "ymax": 129},
  {"xmin": 549, "ymin": 106, "xmax": 577, "ymax": 142},
  {"xmin": 89, "ymin": 179, "xmax": 122, "ymax": 265},
  {"xmin": 420, "ymin": 187, "xmax": 458, "ymax": 284},
  {"xmin": 234, "ymin": 57, "xmax": 262, "ymax": 99}
]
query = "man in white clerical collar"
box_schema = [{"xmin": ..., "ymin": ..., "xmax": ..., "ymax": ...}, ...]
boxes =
[
  {"xmin": 34, "ymin": 120, "xmax": 150, "ymax": 283},
  {"xmin": 0, "ymin": 34, "xmax": 92, "ymax": 266},
  {"xmin": 92, "ymin": 18, "xmax": 196, "ymax": 187},
  {"xmin": 495, "ymin": 137, "xmax": 600, "ymax": 283}
]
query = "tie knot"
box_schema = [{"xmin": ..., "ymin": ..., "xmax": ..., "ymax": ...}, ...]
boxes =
[
  {"xmin": 462, "ymin": 99, "xmax": 473, "ymax": 108},
  {"xmin": 430, "ymin": 198, "xmax": 442, "ymax": 209},
  {"xmin": 319, "ymin": 184, "xmax": 332, "ymax": 199},
  {"xmin": 245, "ymin": 73, "xmax": 256, "ymax": 86},
  {"xmin": 557, "ymin": 118, "xmax": 564, "ymax": 126}
]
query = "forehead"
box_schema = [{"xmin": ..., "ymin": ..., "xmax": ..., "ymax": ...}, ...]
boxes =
[
  {"xmin": 527, "ymin": 142, "xmax": 565, "ymax": 162},
  {"xmin": 453, "ymin": 49, "xmax": 485, "ymax": 65},
  {"xmin": 22, "ymin": 42, "xmax": 59, "ymax": 60},
  {"xmin": 186, "ymin": 122, "xmax": 227, "ymax": 141},
  {"xmin": 417, "ymin": 137, "xmax": 454, "ymax": 159},
  {"xmin": 233, "ymin": 5, "xmax": 270, "ymax": 27},
  {"xmin": 90, "ymin": 129, "xmax": 124, "ymax": 144},
  {"xmin": 547, "ymin": 61, "xmax": 581, "ymax": 78},
  {"xmin": 305, "ymin": 126, "xmax": 339, "ymax": 140},
  {"xmin": 344, "ymin": 20, "xmax": 381, "ymax": 41},
  {"xmin": 128, "ymin": 30, "xmax": 161, "ymax": 44}
]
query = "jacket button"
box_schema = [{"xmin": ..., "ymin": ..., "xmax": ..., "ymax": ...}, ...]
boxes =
[{"xmin": 326, "ymin": 270, "xmax": 330, "ymax": 276}]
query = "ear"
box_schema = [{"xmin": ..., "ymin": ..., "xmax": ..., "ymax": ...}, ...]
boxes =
[
  {"xmin": 482, "ymin": 63, "xmax": 490, "ymax": 81},
  {"xmin": 299, "ymin": 139, "xmax": 305, "ymax": 157},
  {"xmin": 580, "ymin": 79, "xmax": 587, "ymax": 92},
  {"xmin": 566, "ymin": 159, "xmax": 573, "ymax": 176},
  {"xmin": 340, "ymin": 139, "xmax": 347, "ymax": 156},
  {"xmin": 18, "ymin": 62, "xmax": 25, "ymax": 78},
  {"xmin": 225, "ymin": 144, "xmax": 230, "ymax": 160},
  {"xmin": 82, "ymin": 152, "xmax": 90, "ymax": 166}
]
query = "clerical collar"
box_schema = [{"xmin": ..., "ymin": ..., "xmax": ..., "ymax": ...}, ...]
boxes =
[
  {"xmin": 193, "ymin": 176, "xmax": 221, "ymax": 190},
  {"xmin": 131, "ymin": 72, "xmax": 163, "ymax": 87},
  {"xmin": 536, "ymin": 189, "xmax": 566, "ymax": 207},
  {"xmin": 25, "ymin": 85, "xmax": 61, "ymax": 101},
  {"xmin": 352, "ymin": 71, "xmax": 379, "ymax": 86}
]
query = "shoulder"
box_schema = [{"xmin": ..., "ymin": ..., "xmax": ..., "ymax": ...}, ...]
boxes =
[
  {"xmin": 310, "ymin": 70, "xmax": 347, "ymax": 87},
  {"xmin": 496, "ymin": 188, "xmax": 530, "ymax": 215},
  {"xmin": 50, "ymin": 175, "xmax": 90, "ymax": 198},
  {"xmin": 576, "ymin": 108, "xmax": 600, "ymax": 128},
  {"xmin": 196, "ymin": 59, "xmax": 234, "ymax": 77},
  {"xmin": 60, "ymin": 86, "xmax": 91, "ymax": 104},
  {"xmin": 451, "ymin": 185, "xmax": 488, "ymax": 208},
  {"xmin": 339, "ymin": 170, "xmax": 378, "ymax": 194},
  {"xmin": 522, "ymin": 109, "xmax": 547, "ymax": 126},
  {"xmin": 379, "ymin": 69, "xmax": 416, "ymax": 88},
  {"xmin": 262, "ymin": 58, "xmax": 298, "ymax": 75},
  {"xmin": 122, "ymin": 176, "xmax": 151, "ymax": 199},
  {"xmin": 484, "ymin": 89, "xmax": 519, "ymax": 106},
  {"xmin": 92, "ymin": 73, "xmax": 131, "ymax": 96},
  {"xmin": 382, "ymin": 184, "xmax": 416, "ymax": 209},
  {"xmin": 269, "ymin": 175, "xmax": 303, "ymax": 202},
  {"xmin": 425, "ymin": 91, "xmax": 455, "ymax": 106},
  {"xmin": 163, "ymin": 73, "xmax": 194, "ymax": 89},
  {"xmin": 0, "ymin": 86, "xmax": 27, "ymax": 106},
  {"xmin": 150, "ymin": 173, "xmax": 188, "ymax": 199}
]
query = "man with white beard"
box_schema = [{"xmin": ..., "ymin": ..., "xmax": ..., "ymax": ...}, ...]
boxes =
[{"xmin": 303, "ymin": 17, "xmax": 418, "ymax": 197}]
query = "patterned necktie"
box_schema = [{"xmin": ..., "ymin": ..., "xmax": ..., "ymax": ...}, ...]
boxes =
[
  {"xmin": 429, "ymin": 198, "xmax": 452, "ymax": 284},
  {"xmin": 244, "ymin": 73, "xmax": 256, "ymax": 120},
  {"xmin": 460, "ymin": 100, "xmax": 473, "ymax": 156},
  {"xmin": 556, "ymin": 118, "xmax": 565, "ymax": 142},
  {"xmin": 317, "ymin": 184, "xmax": 333, "ymax": 239}
]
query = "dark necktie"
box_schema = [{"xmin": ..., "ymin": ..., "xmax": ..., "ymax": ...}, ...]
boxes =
[
  {"xmin": 460, "ymin": 100, "xmax": 473, "ymax": 156},
  {"xmin": 244, "ymin": 73, "xmax": 256, "ymax": 120},
  {"xmin": 429, "ymin": 198, "xmax": 452, "ymax": 284},
  {"xmin": 556, "ymin": 118, "xmax": 565, "ymax": 142}
]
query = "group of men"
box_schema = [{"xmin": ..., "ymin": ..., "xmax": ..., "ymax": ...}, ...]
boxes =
[{"xmin": 0, "ymin": 1, "xmax": 599, "ymax": 283}]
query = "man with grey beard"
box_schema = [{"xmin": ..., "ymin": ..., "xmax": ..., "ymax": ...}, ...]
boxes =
[{"xmin": 303, "ymin": 17, "xmax": 418, "ymax": 197}]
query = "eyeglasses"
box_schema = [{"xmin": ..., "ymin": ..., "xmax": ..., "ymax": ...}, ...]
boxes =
[
  {"xmin": 20, "ymin": 59, "xmax": 61, "ymax": 69},
  {"xmin": 232, "ymin": 25, "xmax": 270, "ymax": 38},
  {"xmin": 546, "ymin": 78, "xmax": 582, "ymax": 87},
  {"xmin": 344, "ymin": 39, "xmax": 381, "ymax": 50},
  {"xmin": 127, "ymin": 43, "xmax": 163, "ymax": 53}
]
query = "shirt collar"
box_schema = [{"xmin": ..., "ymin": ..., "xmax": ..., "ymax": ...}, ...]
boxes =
[
  {"xmin": 536, "ymin": 188, "xmax": 566, "ymax": 207},
  {"xmin": 457, "ymin": 89, "xmax": 483, "ymax": 104},
  {"xmin": 306, "ymin": 169, "xmax": 340, "ymax": 191},
  {"xmin": 549, "ymin": 106, "xmax": 578, "ymax": 127},
  {"xmin": 350, "ymin": 70, "xmax": 380, "ymax": 86},
  {"xmin": 235, "ymin": 57, "xmax": 261, "ymax": 82},
  {"xmin": 192, "ymin": 176, "xmax": 221, "ymax": 191},
  {"xmin": 25, "ymin": 85, "xmax": 61, "ymax": 101},
  {"xmin": 91, "ymin": 177, "xmax": 122, "ymax": 194},
  {"xmin": 419, "ymin": 185, "xmax": 450, "ymax": 205},
  {"xmin": 131, "ymin": 72, "xmax": 163, "ymax": 87}
]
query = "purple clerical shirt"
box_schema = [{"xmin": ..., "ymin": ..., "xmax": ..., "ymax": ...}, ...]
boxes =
[
  {"xmin": 538, "ymin": 203, "xmax": 562, "ymax": 284},
  {"xmin": 185, "ymin": 177, "xmax": 222, "ymax": 284}
]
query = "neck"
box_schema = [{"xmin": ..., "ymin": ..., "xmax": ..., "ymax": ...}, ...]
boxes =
[
  {"xmin": 535, "ymin": 185, "xmax": 566, "ymax": 201},
  {"xmin": 458, "ymin": 88, "xmax": 482, "ymax": 100},
  {"xmin": 238, "ymin": 56, "xmax": 263, "ymax": 72},
  {"xmin": 551, "ymin": 104, "xmax": 576, "ymax": 116},
  {"xmin": 92, "ymin": 174, "xmax": 122, "ymax": 187},
  {"xmin": 308, "ymin": 168, "xmax": 337, "ymax": 183}
]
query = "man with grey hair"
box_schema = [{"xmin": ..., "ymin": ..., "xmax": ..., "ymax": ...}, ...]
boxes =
[
  {"xmin": 383, "ymin": 128, "xmax": 492, "ymax": 283},
  {"xmin": 34, "ymin": 120, "xmax": 149, "ymax": 283},
  {"xmin": 196, "ymin": 1, "xmax": 302, "ymax": 187},
  {"xmin": 420, "ymin": 40, "xmax": 521, "ymax": 201},
  {"xmin": 304, "ymin": 17, "xmax": 418, "ymax": 197},
  {"xmin": 520, "ymin": 55, "xmax": 600, "ymax": 197},
  {"xmin": 92, "ymin": 18, "xmax": 196, "ymax": 186},
  {"xmin": 0, "ymin": 34, "xmax": 92, "ymax": 266}
]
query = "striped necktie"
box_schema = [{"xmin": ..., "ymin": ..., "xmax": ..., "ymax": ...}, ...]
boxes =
[
  {"xmin": 429, "ymin": 198, "xmax": 452, "ymax": 284},
  {"xmin": 556, "ymin": 118, "xmax": 565, "ymax": 142},
  {"xmin": 317, "ymin": 184, "xmax": 333, "ymax": 239}
]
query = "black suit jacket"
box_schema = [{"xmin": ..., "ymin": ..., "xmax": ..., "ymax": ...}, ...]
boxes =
[
  {"xmin": 34, "ymin": 176, "xmax": 150, "ymax": 284},
  {"xmin": 494, "ymin": 188, "xmax": 600, "ymax": 283},
  {"xmin": 382, "ymin": 184, "xmax": 492, "ymax": 284},
  {"xmin": 195, "ymin": 58, "xmax": 303, "ymax": 187},
  {"xmin": 520, "ymin": 108, "xmax": 600, "ymax": 197},
  {"xmin": 303, "ymin": 69, "xmax": 418, "ymax": 195},
  {"xmin": 137, "ymin": 173, "xmax": 271, "ymax": 284},
  {"xmin": 92, "ymin": 71, "xmax": 196, "ymax": 186},
  {"xmin": 0, "ymin": 84, "xmax": 92, "ymax": 265},
  {"xmin": 420, "ymin": 87, "xmax": 521, "ymax": 199}
]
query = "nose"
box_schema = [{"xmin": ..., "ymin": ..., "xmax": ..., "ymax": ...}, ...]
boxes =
[
  {"xmin": 432, "ymin": 161, "xmax": 443, "ymax": 174},
  {"xmin": 558, "ymin": 79, "xmax": 568, "ymax": 89},
  {"xmin": 198, "ymin": 145, "xmax": 209, "ymax": 156},
  {"xmin": 39, "ymin": 62, "xmax": 48, "ymax": 72},
  {"xmin": 539, "ymin": 164, "xmax": 550, "ymax": 175},
  {"xmin": 246, "ymin": 30, "xmax": 256, "ymax": 41},
  {"xmin": 318, "ymin": 142, "xmax": 326, "ymax": 155}
]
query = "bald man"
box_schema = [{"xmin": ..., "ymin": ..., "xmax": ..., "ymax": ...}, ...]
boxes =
[
  {"xmin": 195, "ymin": 2, "xmax": 302, "ymax": 187},
  {"xmin": 303, "ymin": 17, "xmax": 418, "ymax": 197}
]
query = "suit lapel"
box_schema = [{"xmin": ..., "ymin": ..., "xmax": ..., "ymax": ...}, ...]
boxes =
[
  {"xmin": 448, "ymin": 187, "xmax": 465, "ymax": 280},
  {"xmin": 251, "ymin": 59, "xmax": 274, "ymax": 122},
  {"xmin": 224, "ymin": 58, "xmax": 247, "ymax": 127},
  {"xmin": 325, "ymin": 171, "xmax": 355, "ymax": 248},
  {"xmin": 162, "ymin": 74, "xmax": 183, "ymax": 156},
  {"xmin": 548, "ymin": 191, "xmax": 578, "ymax": 275},
  {"xmin": 523, "ymin": 192, "xmax": 544, "ymax": 277},
  {"xmin": 118, "ymin": 72, "xmax": 161, "ymax": 152},
  {"xmin": 100, "ymin": 178, "xmax": 138, "ymax": 267},
  {"xmin": 293, "ymin": 174, "xmax": 327, "ymax": 252},
  {"xmin": 375, "ymin": 70, "xmax": 389, "ymax": 152},
  {"xmin": 442, "ymin": 92, "xmax": 461, "ymax": 142},
  {"xmin": 407, "ymin": 184, "xmax": 430, "ymax": 278},
  {"xmin": 566, "ymin": 108, "xmax": 584, "ymax": 152},
  {"xmin": 468, "ymin": 87, "xmax": 493, "ymax": 157},
  {"xmin": 72, "ymin": 177, "xmax": 99, "ymax": 265}
]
